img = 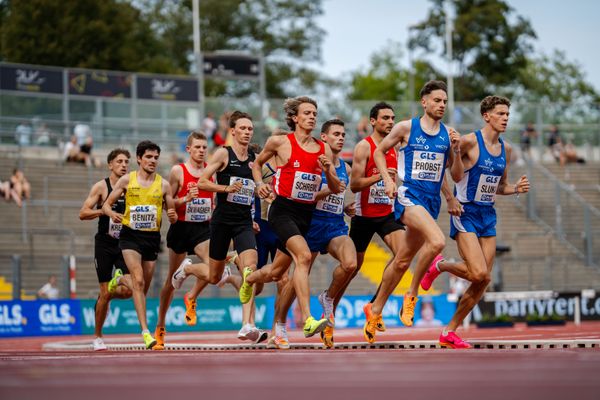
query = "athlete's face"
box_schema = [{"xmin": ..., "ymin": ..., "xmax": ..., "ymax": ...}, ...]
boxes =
[
  {"xmin": 231, "ymin": 118, "xmax": 254, "ymax": 145},
  {"xmin": 483, "ymin": 104, "xmax": 510, "ymax": 133},
  {"xmin": 108, "ymin": 154, "xmax": 129, "ymax": 178},
  {"xmin": 138, "ymin": 150, "xmax": 160, "ymax": 174},
  {"xmin": 371, "ymin": 108, "xmax": 395, "ymax": 135},
  {"xmin": 320, "ymin": 124, "xmax": 345, "ymax": 153},
  {"xmin": 422, "ymin": 89, "xmax": 447, "ymax": 121},
  {"xmin": 293, "ymin": 103, "xmax": 317, "ymax": 132},
  {"xmin": 187, "ymin": 138, "xmax": 208, "ymax": 163}
]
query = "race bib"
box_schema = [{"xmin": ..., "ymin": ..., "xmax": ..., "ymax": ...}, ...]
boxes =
[
  {"xmin": 108, "ymin": 218, "xmax": 122, "ymax": 239},
  {"xmin": 316, "ymin": 184, "xmax": 345, "ymax": 215},
  {"xmin": 129, "ymin": 205, "xmax": 158, "ymax": 230},
  {"xmin": 185, "ymin": 197, "xmax": 212, "ymax": 222},
  {"xmin": 226, "ymin": 177, "xmax": 255, "ymax": 205},
  {"xmin": 475, "ymin": 174, "xmax": 500, "ymax": 203},
  {"xmin": 368, "ymin": 180, "xmax": 392, "ymax": 204},
  {"xmin": 291, "ymin": 171, "xmax": 321, "ymax": 202},
  {"xmin": 411, "ymin": 151, "xmax": 444, "ymax": 182}
]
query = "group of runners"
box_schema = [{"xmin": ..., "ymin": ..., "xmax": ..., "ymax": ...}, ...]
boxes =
[{"xmin": 79, "ymin": 79, "xmax": 530, "ymax": 351}]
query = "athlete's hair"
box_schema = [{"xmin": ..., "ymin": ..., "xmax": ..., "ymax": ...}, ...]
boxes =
[
  {"xmin": 136, "ymin": 140, "xmax": 161, "ymax": 158},
  {"xmin": 186, "ymin": 130, "xmax": 208, "ymax": 146},
  {"xmin": 283, "ymin": 96, "xmax": 318, "ymax": 130},
  {"xmin": 480, "ymin": 95, "xmax": 511, "ymax": 115},
  {"xmin": 369, "ymin": 102, "xmax": 394, "ymax": 120},
  {"xmin": 419, "ymin": 80, "xmax": 447, "ymax": 98},
  {"xmin": 228, "ymin": 110, "xmax": 253, "ymax": 128},
  {"xmin": 321, "ymin": 118, "xmax": 345, "ymax": 134},
  {"xmin": 107, "ymin": 148, "xmax": 130, "ymax": 164}
]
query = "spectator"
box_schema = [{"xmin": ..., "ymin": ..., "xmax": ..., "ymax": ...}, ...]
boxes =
[
  {"xmin": 73, "ymin": 122, "xmax": 91, "ymax": 146},
  {"xmin": 15, "ymin": 121, "xmax": 33, "ymax": 146},
  {"xmin": 415, "ymin": 298, "xmax": 443, "ymax": 328},
  {"xmin": 35, "ymin": 123, "xmax": 52, "ymax": 145},
  {"xmin": 264, "ymin": 110, "xmax": 280, "ymax": 134},
  {"xmin": 37, "ymin": 275, "xmax": 59, "ymax": 299},
  {"xmin": 79, "ymin": 135, "xmax": 101, "ymax": 168},
  {"xmin": 0, "ymin": 180, "xmax": 21, "ymax": 207},
  {"xmin": 201, "ymin": 111, "xmax": 217, "ymax": 141},
  {"xmin": 546, "ymin": 125, "xmax": 584, "ymax": 165},
  {"xmin": 64, "ymin": 135, "xmax": 83, "ymax": 163},
  {"xmin": 356, "ymin": 116, "xmax": 370, "ymax": 139},
  {"xmin": 520, "ymin": 121, "xmax": 538, "ymax": 157},
  {"xmin": 10, "ymin": 168, "xmax": 31, "ymax": 202},
  {"xmin": 212, "ymin": 111, "xmax": 231, "ymax": 148}
]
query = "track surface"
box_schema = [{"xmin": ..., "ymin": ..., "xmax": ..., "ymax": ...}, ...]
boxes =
[{"xmin": 1, "ymin": 322, "xmax": 599, "ymax": 400}]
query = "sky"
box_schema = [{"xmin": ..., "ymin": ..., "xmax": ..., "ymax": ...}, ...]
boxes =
[{"xmin": 316, "ymin": 0, "xmax": 600, "ymax": 92}]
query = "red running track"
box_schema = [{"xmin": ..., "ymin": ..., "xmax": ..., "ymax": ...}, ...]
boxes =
[{"xmin": 1, "ymin": 322, "xmax": 599, "ymax": 400}]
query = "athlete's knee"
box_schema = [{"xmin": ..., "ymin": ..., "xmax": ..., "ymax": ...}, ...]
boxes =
[
  {"xmin": 428, "ymin": 237, "xmax": 446, "ymax": 254},
  {"xmin": 341, "ymin": 260, "xmax": 357, "ymax": 275},
  {"xmin": 294, "ymin": 251, "xmax": 312, "ymax": 268},
  {"xmin": 255, "ymin": 282, "xmax": 264, "ymax": 296},
  {"xmin": 390, "ymin": 257, "xmax": 410, "ymax": 273},
  {"xmin": 131, "ymin": 276, "xmax": 145, "ymax": 290},
  {"xmin": 98, "ymin": 286, "xmax": 111, "ymax": 302},
  {"xmin": 471, "ymin": 270, "xmax": 491, "ymax": 285}
]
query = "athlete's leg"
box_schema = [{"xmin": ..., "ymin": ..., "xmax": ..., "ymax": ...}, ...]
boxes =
[
  {"xmin": 284, "ymin": 235, "xmax": 315, "ymax": 321},
  {"xmin": 142, "ymin": 260, "xmax": 155, "ymax": 295},
  {"xmin": 325, "ymin": 236, "xmax": 357, "ymax": 300},
  {"xmin": 157, "ymin": 248, "xmax": 185, "ymax": 328},
  {"xmin": 446, "ymin": 235, "xmax": 494, "ymax": 331},
  {"xmin": 237, "ymin": 248, "xmax": 258, "ymax": 326},
  {"xmin": 186, "ymin": 240, "xmax": 211, "ymax": 299},
  {"xmin": 94, "ymin": 283, "xmax": 111, "ymax": 338},
  {"xmin": 246, "ymin": 250, "xmax": 292, "ymax": 285},
  {"xmin": 122, "ymin": 249, "xmax": 150, "ymax": 331}
]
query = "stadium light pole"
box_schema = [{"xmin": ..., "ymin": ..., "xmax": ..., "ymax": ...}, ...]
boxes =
[
  {"xmin": 193, "ymin": 0, "xmax": 205, "ymax": 125},
  {"xmin": 445, "ymin": 2, "xmax": 455, "ymax": 126},
  {"xmin": 407, "ymin": 26, "xmax": 416, "ymax": 116}
]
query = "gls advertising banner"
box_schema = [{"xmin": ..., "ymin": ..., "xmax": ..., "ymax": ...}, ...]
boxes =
[
  {"xmin": 0, "ymin": 300, "xmax": 81, "ymax": 337},
  {"xmin": 80, "ymin": 297, "xmax": 274, "ymax": 335}
]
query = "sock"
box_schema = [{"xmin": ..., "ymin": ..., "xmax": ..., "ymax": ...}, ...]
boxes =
[
  {"xmin": 141, "ymin": 329, "xmax": 150, "ymax": 335},
  {"xmin": 435, "ymin": 261, "xmax": 442, "ymax": 272},
  {"xmin": 276, "ymin": 322, "xmax": 285, "ymax": 335},
  {"xmin": 442, "ymin": 327, "xmax": 454, "ymax": 336},
  {"xmin": 116, "ymin": 275, "xmax": 122, "ymax": 284}
]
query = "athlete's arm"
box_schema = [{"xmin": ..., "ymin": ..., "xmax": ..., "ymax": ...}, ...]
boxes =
[
  {"xmin": 497, "ymin": 144, "xmax": 530, "ymax": 195},
  {"xmin": 320, "ymin": 144, "xmax": 342, "ymax": 193},
  {"xmin": 374, "ymin": 120, "xmax": 409, "ymax": 198},
  {"xmin": 349, "ymin": 141, "xmax": 380, "ymax": 193},
  {"xmin": 441, "ymin": 175, "xmax": 463, "ymax": 216},
  {"xmin": 253, "ymin": 136, "xmax": 284, "ymax": 198},
  {"xmin": 79, "ymin": 181, "xmax": 105, "ymax": 220},
  {"xmin": 102, "ymin": 174, "xmax": 129, "ymax": 223},
  {"xmin": 169, "ymin": 164, "xmax": 189, "ymax": 209},
  {"xmin": 447, "ymin": 126, "xmax": 465, "ymax": 183},
  {"xmin": 197, "ymin": 148, "xmax": 241, "ymax": 194},
  {"xmin": 162, "ymin": 178, "xmax": 177, "ymax": 224}
]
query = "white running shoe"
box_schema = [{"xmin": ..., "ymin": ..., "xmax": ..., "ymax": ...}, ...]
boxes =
[
  {"xmin": 172, "ymin": 258, "xmax": 191, "ymax": 289},
  {"xmin": 216, "ymin": 265, "xmax": 231, "ymax": 288},
  {"xmin": 93, "ymin": 337, "xmax": 107, "ymax": 351},
  {"xmin": 237, "ymin": 324, "xmax": 260, "ymax": 341},
  {"xmin": 255, "ymin": 329, "xmax": 269, "ymax": 344}
]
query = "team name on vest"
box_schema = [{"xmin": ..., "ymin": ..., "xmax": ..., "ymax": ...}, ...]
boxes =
[
  {"xmin": 227, "ymin": 177, "xmax": 255, "ymax": 205},
  {"xmin": 476, "ymin": 174, "xmax": 500, "ymax": 203},
  {"xmin": 185, "ymin": 198, "xmax": 211, "ymax": 222},
  {"xmin": 412, "ymin": 151, "xmax": 444, "ymax": 182},
  {"xmin": 368, "ymin": 180, "xmax": 391, "ymax": 204},
  {"xmin": 291, "ymin": 172, "xmax": 321, "ymax": 201},
  {"xmin": 130, "ymin": 205, "xmax": 157, "ymax": 230},
  {"xmin": 316, "ymin": 184, "xmax": 344, "ymax": 214}
]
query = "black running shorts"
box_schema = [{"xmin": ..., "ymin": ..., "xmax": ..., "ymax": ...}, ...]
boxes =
[
  {"xmin": 209, "ymin": 219, "xmax": 256, "ymax": 261},
  {"xmin": 349, "ymin": 213, "xmax": 405, "ymax": 253},
  {"xmin": 268, "ymin": 196, "xmax": 315, "ymax": 252},
  {"xmin": 119, "ymin": 225, "xmax": 161, "ymax": 262},
  {"xmin": 166, "ymin": 220, "xmax": 210, "ymax": 255},
  {"xmin": 94, "ymin": 234, "xmax": 128, "ymax": 283}
]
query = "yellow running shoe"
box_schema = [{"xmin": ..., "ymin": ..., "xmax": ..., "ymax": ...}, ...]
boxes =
[
  {"xmin": 183, "ymin": 293, "xmax": 197, "ymax": 326},
  {"xmin": 400, "ymin": 294, "xmax": 418, "ymax": 327},
  {"xmin": 363, "ymin": 302, "xmax": 386, "ymax": 332},
  {"xmin": 108, "ymin": 269, "xmax": 123, "ymax": 295},
  {"xmin": 239, "ymin": 267, "xmax": 253, "ymax": 304},
  {"xmin": 143, "ymin": 332, "xmax": 157, "ymax": 350},
  {"xmin": 303, "ymin": 316, "xmax": 329, "ymax": 338},
  {"xmin": 153, "ymin": 327, "xmax": 165, "ymax": 351},
  {"xmin": 320, "ymin": 325, "xmax": 334, "ymax": 349}
]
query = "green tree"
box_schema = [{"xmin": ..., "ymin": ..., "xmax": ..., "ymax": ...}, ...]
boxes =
[{"xmin": 410, "ymin": 0, "xmax": 536, "ymax": 100}]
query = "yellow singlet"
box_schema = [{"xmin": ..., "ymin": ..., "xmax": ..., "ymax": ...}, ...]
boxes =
[{"xmin": 122, "ymin": 171, "xmax": 163, "ymax": 232}]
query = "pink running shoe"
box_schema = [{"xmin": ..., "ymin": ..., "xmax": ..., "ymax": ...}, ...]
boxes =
[
  {"xmin": 420, "ymin": 254, "xmax": 444, "ymax": 291},
  {"xmin": 439, "ymin": 331, "xmax": 472, "ymax": 349}
]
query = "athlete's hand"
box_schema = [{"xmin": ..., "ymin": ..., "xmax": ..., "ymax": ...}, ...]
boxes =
[
  {"xmin": 225, "ymin": 180, "xmax": 243, "ymax": 193},
  {"xmin": 383, "ymin": 177, "xmax": 397, "ymax": 199},
  {"xmin": 186, "ymin": 185, "xmax": 198, "ymax": 200},
  {"xmin": 167, "ymin": 208, "xmax": 177, "ymax": 224},
  {"xmin": 252, "ymin": 221, "xmax": 261, "ymax": 234},
  {"xmin": 344, "ymin": 201, "xmax": 356, "ymax": 217},
  {"xmin": 387, "ymin": 168, "xmax": 397, "ymax": 183},
  {"xmin": 257, "ymin": 182, "xmax": 273, "ymax": 199},
  {"xmin": 111, "ymin": 212, "xmax": 123, "ymax": 223},
  {"xmin": 318, "ymin": 154, "xmax": 332, "ymax": 171},
  {"xmin": 337, "ymin": 181, "xmax": 347, "ymax": 193},
  {"xmin": 449, "ymin": 128, "xmax": 461, "ymax": 152},
  {"xmin": 515, "ymin": 175, "xmax": 530, "ymax": 194},
  {"xmin": 446, "ymin": 196, "xmax": 463, "ymax": 216}
]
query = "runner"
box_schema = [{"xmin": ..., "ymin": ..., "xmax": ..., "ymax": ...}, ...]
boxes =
[
  {"xmin": 365, "ymin": 80, "xmax": 463, "ymax": 343},
  {"xmin": 240, "ymin": 96, "xmax": 342, "ymax": 342},
  {"xmin": 79, "ymin": 148, "xmax": 133, "ymax": 351},
  {"xmin": 103, "ymin": 140, "xmax": 177, "ymax": 349},
  {"xmin": 170, "ymin": 111, "xmax": 267, "ymax": 343},
  {"xmin": 419, "ymin": 95, "xmax": 530, "ymax": 348}
]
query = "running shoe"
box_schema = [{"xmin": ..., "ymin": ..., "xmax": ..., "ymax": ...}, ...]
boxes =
[
  {"xmin": 420, "ymin": 254, "xmax": 444, "ymax": 291},
  {"xmin": 216, "ymin": 265, "xmax": 231, "ymax": 288},
  {"xmin": 318, "ymin": 290, "xmax": 335, "ymax": 327},
  {"xmin": 92, "ymin": 337, "xmax": 107, "ymax": 351},
  {"xmin": 363, "ymin": 303, "xmax": 380, "ymax": 343},
  {"xmin": 266, "ymin": 326, "xmax": 290, "ymax": 350},
  {"xmin": 153, "ymin": 326, "xmax": 165, "ymax": 351},
  {"xmin": 363, "ymin": 302, "xmax": 386, "ymax": 332},
  {"xmin": 439, "ymin": 331, "xmax": 472, "ymax": 349},
  {"xmin": 400, "ymin": 294, "xmax": 418, "ymax": 327},
  {"xmin": 183, "ymin": 293, "xmax": 197, "ymax": 326},
  {"xmin": 255, "ymin": 329, "xmax": 269, "ymax": 344},
  {"xmin": 320, "ymin": 325, "xmax": 334, "ymax": 349},
  {"xmin": 237, "ymin": 324, "xmax": 260, "ymax": 341},
  {"xmin": 239, "ymin": 267, "xmax": 253, "ymax": 304},
  {"xmin": 143, "ymin": 332, "xmax": 157, "ymax": 350},
  {"xmin": 108, "ymin": 268, "xmax": 123, "ymax": 295},
  {"xmin": 172, "ymin": 258, "xmax": 191, "ymax": 289},
  {"xmin": 302, "ymin": 316, "xmax": 329, "ymax": 338}
]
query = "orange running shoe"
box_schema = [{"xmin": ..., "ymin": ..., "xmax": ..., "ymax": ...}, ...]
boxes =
[
  {"xmin": 153, "ymin": 326, "xmax": 166, "ymax": 351},
  {"xmin": 363, "ymin": 302, "xmax": 386, "ymax": 332},
  {"xmin": 400, "ymin": 294, "xmax": 418, "ymax": 327},
  {"xmin": 362, "ymin": 303, "xmax": 381, "ymax": 343},
  {"xmin": 183, "ymin": 293, "xmax": 197, "ymax": 326}
]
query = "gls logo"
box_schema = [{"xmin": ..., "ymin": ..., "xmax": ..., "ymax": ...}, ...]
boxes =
[
  {"xmin": 300, "ymin": 173, "xmax": 317, "ymax": 181},
  {"xmin": 0, "ymin": 304, "xmax": 25, "ymax": 326},
  {"xmin": 486, "ymin": 176, "xmax": 500, "ymax": 183},
  {"xmin": 420, "ymin": 153, "xmax": 437, "ymax": 160},
  {"xmin": 133, "ymin": 205, "xmax": 151, "ymax": 212},
  {"xmin": 39, "ymin": 304, "xmax": 74, "ymax": 325}
]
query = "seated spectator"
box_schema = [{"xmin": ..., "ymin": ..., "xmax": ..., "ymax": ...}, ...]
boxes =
[
  {"xmin": 0, "ymin": 180, "xmax": 21, "ymax": 207},
  {"xmin": 10, "ymin": 168, "xmax": 31, "ymax": 201},
  {"xmin": 38, "ymin": 275, "xmax": 59, "ymax": 299},
  {"xmin": 64, "ymin": 135, "xmax": 88, "ymax": 165},
  {"xmin": 73, "ymin": 122, "xmax": 91, "ymax": 146},
  {"xmin": 79, "ymin": 136, "xmax": 101, "ymax": 168},
  {"xmin": 15, "ymin": 121, "xmax": 33, "ymax": 146},
  {"xmin": 35, "ymin": 123, "xmax": 52, "ymax": 145},
  {"xmin": 547, "ymin": 125, "xmax": 585, "ymax": 166}
]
